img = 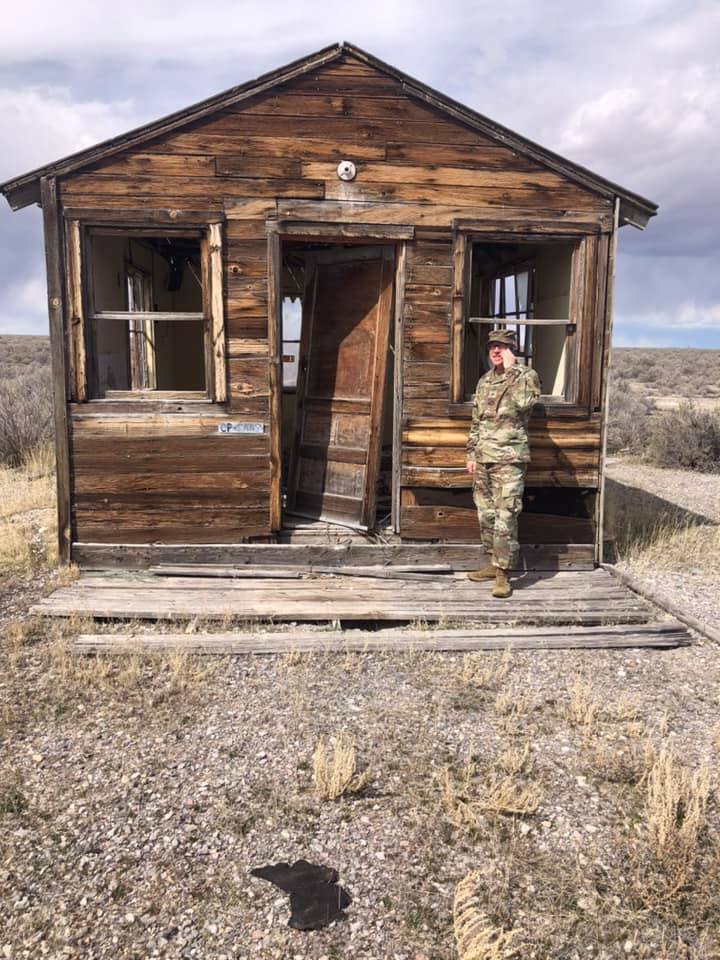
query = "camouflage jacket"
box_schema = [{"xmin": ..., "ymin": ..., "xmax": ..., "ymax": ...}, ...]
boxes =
[{"xmin": 466, "ymin": 363, "xmax": 541, "ymax": 464}]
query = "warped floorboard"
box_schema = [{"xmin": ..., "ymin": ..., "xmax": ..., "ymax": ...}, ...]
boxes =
[
  {"xmin": 74, "ymin": 621, "xmax": 691, "ymax": 654},
  {"xmin": 33, "ymin": 568, "xmax": 657, "ymax": 627}
]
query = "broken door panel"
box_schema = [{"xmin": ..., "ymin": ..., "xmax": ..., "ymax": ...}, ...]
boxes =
[{"xmin": 289, "ymin": 246, "xmax": 394, "ymax": 528}]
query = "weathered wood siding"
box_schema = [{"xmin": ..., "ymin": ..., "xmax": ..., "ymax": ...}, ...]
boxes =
[{"xmin": 57, "ymin": 54, "xmax": 612, "ymax": 545}]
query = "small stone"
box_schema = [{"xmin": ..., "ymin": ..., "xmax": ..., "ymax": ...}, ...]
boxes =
[
  {"xmin": 624, "ymin": 941, "xmax": 634, "ymax": 954},
  {"xmin": 251, "ymin": 930, "xmax": 264, "ymax": 941}
]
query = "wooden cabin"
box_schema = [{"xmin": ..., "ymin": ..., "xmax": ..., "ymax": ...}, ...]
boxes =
[{"xmin": 1, "ymin": 43, "xmax": 658, "ymax": 571}]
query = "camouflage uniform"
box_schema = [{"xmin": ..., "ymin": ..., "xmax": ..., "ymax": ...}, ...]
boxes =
[{"xmin": 466, "ymin": 363, "xmax": 541, "ymax": 570}]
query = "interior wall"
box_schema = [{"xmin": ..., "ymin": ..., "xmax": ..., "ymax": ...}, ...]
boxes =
[
  {"xmin": 90, "ymin": 235, "xmax": 202, "ymax": 312},
  {"xmin": 533, "ymin": 244, "xmax": 573, "ymax": 396}
]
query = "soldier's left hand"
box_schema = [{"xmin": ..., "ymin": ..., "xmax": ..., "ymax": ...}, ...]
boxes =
[{"xmin": 501, "ymin": 348, "xmax": 516, "ymax": 370}]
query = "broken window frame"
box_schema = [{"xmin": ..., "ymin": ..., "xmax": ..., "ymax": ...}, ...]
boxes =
[
  {"xmin": 66, "ymin": 221, "xmax": 227, "ymax": 403},
  {"xmin": 450, "ymin": 226, "xmax": 590, "ymax": 411}
]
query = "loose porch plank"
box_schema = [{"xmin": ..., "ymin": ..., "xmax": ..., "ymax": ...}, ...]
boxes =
[{"xmin": 74, "ymin": 620, "xmax": 690, "ymax": 654}]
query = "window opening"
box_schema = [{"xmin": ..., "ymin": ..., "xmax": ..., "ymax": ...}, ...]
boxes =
[
  {"xmin": 87, "ymin": 233, "xmax": 206, "ymax": 396},
  {"xmin": 464, "ymin": 241, "xmax": 576, "ymax": 401},
  {"xmin": 282, "ymin": 296, "xmax": 302, "ymax": 389}
]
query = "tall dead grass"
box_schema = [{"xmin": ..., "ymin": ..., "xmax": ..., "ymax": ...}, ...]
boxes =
[
  {"xmin": 454, "ymin": 871, "xmax": 517, "ymax": 959},
  {"xmin": 0, "ymin": 442, "xmax": 56, "ymax": 580},
  {"xmin": 0, "ymin": 370, "xmax": 53, "ymax": 467},
  {"xmin": 618, "ymin": 515, "xmax": 720, "ymax": 574}
]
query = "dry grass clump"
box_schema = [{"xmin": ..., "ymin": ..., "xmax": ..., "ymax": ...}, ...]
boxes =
[
  {"xmin": 453, "ymin": 871, "xmax": 516, "ymax": 959},
  {"xmin": 644, "ymin": 749, "xmax": 710, "ymax": 871},
  {"xmin": 461, "ymin": 649, "xmax": 512, "ymax": 689},
  {"xmin": 494, "ymin": 743, "xmax": 532, "ymax": 777},
  {"xmin": 0, "ymin": 520, "xmax": 35, "ymax": 577},
  {"xmin": 442, "ymin": 760, "xmax": 541, "ymax": 827},
  {"xmin": 626, "ymin": 748, "xmax": 714, "ymax": 917},
  {"xmin": 312, "ymin": 733, "xmax": 370, "ymax": 800},
  {"xmin": 604, "ymin": 694, "xmax": 640, "ymax": 724},
  {"xmin": 586, "ymin": 733, "xmax": 656, "ymax": 785},
  {"xmin": 0, "ymin": 441, "xmax": 57, "ymax": 581},
  {"xmin": 565, "ymin": 676, "xmax": 600, "ymax": 728}
]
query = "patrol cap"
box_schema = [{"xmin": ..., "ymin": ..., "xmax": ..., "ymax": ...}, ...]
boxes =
[{"xmin": 487, "ymin": 328, "xmax": 518, "ymax": 350}]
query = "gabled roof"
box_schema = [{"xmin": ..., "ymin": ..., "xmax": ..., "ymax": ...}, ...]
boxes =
[{"xmin": 1, "ymin": 42, "xmax": 658, "ymax": 227}]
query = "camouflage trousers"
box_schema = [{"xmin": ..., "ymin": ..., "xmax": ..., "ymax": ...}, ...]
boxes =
[{"xmin": 471, "ymin": 462, "xmax": 527, "ymax": 570}]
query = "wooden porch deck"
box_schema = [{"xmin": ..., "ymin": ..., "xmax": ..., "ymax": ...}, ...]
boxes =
[{"xmin": 32, "ymin": 567, "xmax": 692, "ymax": 651}]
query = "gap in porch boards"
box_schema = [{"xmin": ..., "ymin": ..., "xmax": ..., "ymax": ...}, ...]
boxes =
[{"xmin": 279, "ymin": 239, "xmax": 396, "ymax": 533}]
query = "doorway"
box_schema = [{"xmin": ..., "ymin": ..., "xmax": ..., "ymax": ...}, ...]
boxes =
[{"xmin": 279, "ymin": 241, "xmax": 396, "ymax": 531}]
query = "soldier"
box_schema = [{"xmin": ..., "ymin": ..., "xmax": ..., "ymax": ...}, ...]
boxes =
[{"xmin": 465, "ymin": 329, "xmax": 541, "ymax": 598}]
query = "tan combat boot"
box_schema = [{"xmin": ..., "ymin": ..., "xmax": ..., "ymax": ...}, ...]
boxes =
[
  {"xmin": 467, "ymin": 563, "xmax": 496, "ymax": 582},
  {"xmin": 492, "ymin": 567, "xmax": 512, "ymax": 598}
]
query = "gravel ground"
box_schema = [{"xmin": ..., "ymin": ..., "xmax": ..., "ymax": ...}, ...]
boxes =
[
  {"xmin": 605, "ymin": 460, "xmax": 720, "ymax": 630},
  {"xmin": 1, "ymin": 461, "xmax": 720, "ymax": 960}
]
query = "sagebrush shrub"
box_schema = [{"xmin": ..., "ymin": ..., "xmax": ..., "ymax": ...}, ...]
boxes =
[
  {"xmin": 645, "ymin": 402, "xmax": 720, "ymax": 473},
  {"xmin": 0, "ymin": 370, "xmax": 54, "ymax": 467},
  {"xmin": 606, "ymin": 375, "xmax": 655, "ymax": 454}
]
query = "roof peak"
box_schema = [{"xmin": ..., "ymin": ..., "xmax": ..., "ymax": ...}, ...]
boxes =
[{"xmin": 0, "ymin": 41, "xmax": 657, "ymax": 226}]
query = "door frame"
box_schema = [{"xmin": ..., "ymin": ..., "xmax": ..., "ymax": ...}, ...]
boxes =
[{"xmin": 267, "ymin": 221, "xmax": 411, "ymax": 533}]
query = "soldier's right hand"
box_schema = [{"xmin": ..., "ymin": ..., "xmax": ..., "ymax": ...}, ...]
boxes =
[{"xmin": 466, "ymin": 460, "xmax": 477, "ymax": 475}]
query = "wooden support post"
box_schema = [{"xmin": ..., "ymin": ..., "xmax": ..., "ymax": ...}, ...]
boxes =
[
  {"xmin": 267, "ymin": 225, "xmax": 282, "ymax": 531},
  {"xmin": 392, "ymin": 242, "xmax": 406, "ymax": 533},
  {"xmin": 596, "ymin": 199, "xmax": 620, "ymax": 565},
  {"xmin": 450, "ymin": 231, "xmax": 467, "ymax": 403},
  {"xmin": 208, "ymin": 222, "xmax": 227, "ymax": 402},
  {"xmin": 64, "ymin": 219, "xmax": 87, "ymax": 401},
  {"xmin": 40, "ymin": 176, "xmax": 72, "ymax": 564}
]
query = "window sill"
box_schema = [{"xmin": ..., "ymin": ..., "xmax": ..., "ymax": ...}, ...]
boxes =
[
  {"xmin": 101, "ymin": 391, "xmax": 210, "ymax": 401},
  {"xmin": 70, "ymin": 395, "xmax": 220, "ymax": 415}
]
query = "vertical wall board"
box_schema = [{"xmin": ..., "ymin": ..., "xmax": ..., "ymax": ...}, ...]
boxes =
[
  {"xmin": 266, "ymin": 226, "xmax": 282, "ymax": 530},
  {"xmin": 40, "ymin": 176, "xmax": 72, "ymax": 563},
  {"xmin": 392, "ymin": 242, "xmax": 407, "ymax": 533},
  {"xmin": 591, "ymin": 232, "xmax": 611, "ymax": 412},
  {"xmin": 450, "ymin": 231, "xmax": 467, "ymax": 404},
  {"xmin": 64, "ymin": 219, "xmax": 87, "ymax": 402},
  {"xmin": 208, "ymin": 222, "xmax": 227, "ymax": 401},
  {"xmin": 595, "ymin": 199, "xmax": 621, "ymax": 564}
]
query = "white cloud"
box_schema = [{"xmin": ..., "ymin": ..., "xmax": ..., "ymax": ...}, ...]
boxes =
[
  {"xmin": 1, "ymin": 0, "xmax": 719, "ymax": 344},
  {"xmin": 0, "ymin": 0, "xmax": 420, "ymax": 64},
  {"xmin": 620, "ymin": 303, "xmax": 720, "ymax": 330},
  {"xmin": 0, "ymin": 85, "xmax": 137, "ymax": 181}
]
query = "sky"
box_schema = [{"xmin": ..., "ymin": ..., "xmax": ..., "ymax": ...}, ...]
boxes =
[{"xmin": 0, "ymin": 0, "xmax": 718, "ymax": 348}]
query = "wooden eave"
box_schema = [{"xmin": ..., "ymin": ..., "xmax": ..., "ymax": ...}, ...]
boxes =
[{"xmin": 0, "ymin": 41, "xmax": 658, "ymax": 228}]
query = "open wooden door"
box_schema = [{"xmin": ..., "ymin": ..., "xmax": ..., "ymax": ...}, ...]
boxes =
[{"xmin": 288, "ymin": 246, "xmax": 395, "ymax": 529}]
